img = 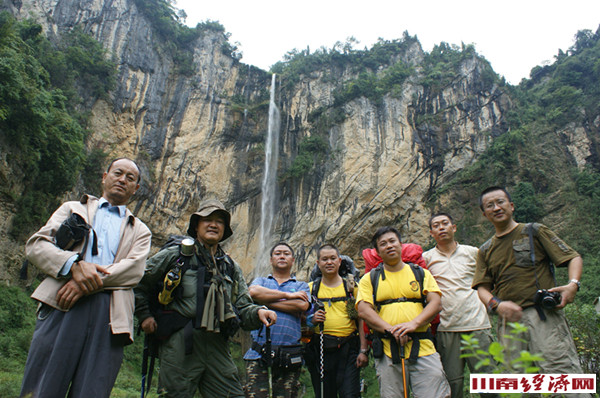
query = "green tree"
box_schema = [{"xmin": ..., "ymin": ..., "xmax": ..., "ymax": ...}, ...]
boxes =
[
  {"xmin": 512, "ymin": 182, "xmax": 544, "ymax": 223},
  {"xmin": 0, "ymin": 13, "xmax": 115, "ymax": 237},
  {"xmin": 287, "ymin": 136, "xmax": 329, "ymax": 178},
  {"xmin": 565, "ymin": 304, "xmax": 600, "ymax": 382}
]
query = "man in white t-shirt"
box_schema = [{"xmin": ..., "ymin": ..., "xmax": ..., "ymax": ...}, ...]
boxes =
[{"xmin": 423, "ymin": 213, "xmax": 498, "ymax": 398}]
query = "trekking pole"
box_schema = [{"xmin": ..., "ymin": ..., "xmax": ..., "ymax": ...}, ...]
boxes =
[
  {"xmin": 400, "ymin": 341, "xmax": 408, "ymax": 398},
  {"xmin": 265, "ymin": 325, "xmax": 273, "ymax": 398},
  {"xmin": 313, "ymin": 299, "xmax": 325, "ymax": 398},
  {"xmin": 319, "ymin": 327, "xmax": 324, "ymax": 398},
  {"xmin": 140, "ymin": 334, "xmax": 149, "ymax": 398}
]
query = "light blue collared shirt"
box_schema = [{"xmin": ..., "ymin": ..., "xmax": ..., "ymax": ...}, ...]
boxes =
[{"xmin": 60, "ymin": 198, "xmax": 126, "ymax": 275}]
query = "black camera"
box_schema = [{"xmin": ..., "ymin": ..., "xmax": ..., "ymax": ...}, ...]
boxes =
[{"xmin": 534, "ymin": 289, "xmax": 562, "ymax": 309}]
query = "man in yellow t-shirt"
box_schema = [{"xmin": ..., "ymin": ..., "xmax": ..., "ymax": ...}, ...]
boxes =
[
  {"xmin": 357, "ymin": 226, "xmax": 450, "ymax": 398},
  {"xmin": 305, "ymin": 244, "xmax": 368, "ymax": 398}
]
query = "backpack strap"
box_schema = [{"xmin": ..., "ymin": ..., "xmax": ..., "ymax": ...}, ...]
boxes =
[
  {"xmin": 311, "ymin": 277, "xmax": 322, "ymax": 298},
  {"xmin": 371, "ymin": 263, "xmax": 426, "ymax": 311},
  {"xmin": 370, "ymin": 263, "xmax": 384, "ymax": 308},
  {"xmin": 377, "ymin": 328, "xmax": 434, "ymax": 364},
  {"xmin": 312, "ymin": 277, "xmax": 353, "ymax": 305},
  {"xmin": 342, "ymin": 277, "xmax": 354, "ymax": 299},
  {"xmin": 523, "ymin": 222, "xmax": 556, "ymax": 280},
  {"xmin": 408, "ymin": 263, "xmax": 426, "ymax": 306}
]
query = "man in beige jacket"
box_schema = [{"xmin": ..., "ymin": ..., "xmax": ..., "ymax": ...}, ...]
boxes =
[{"xmin": 20, "ymin": 158, "xmax": 151, "ymax": 398}]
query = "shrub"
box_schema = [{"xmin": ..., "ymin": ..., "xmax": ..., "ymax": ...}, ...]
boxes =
[{"xmin": 565, "ymin": 304, "xmax": 600, "ymax": 381}]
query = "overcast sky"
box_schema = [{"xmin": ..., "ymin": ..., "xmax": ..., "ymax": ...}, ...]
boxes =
[{"xmin": 175, "ymin": 0, "xmax": 600, "ymax": 85}]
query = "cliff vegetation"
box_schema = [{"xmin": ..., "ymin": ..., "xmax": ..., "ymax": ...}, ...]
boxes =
[{"xmin": 0, "ymin": 12, "xmax": 115, "ymax": 239}]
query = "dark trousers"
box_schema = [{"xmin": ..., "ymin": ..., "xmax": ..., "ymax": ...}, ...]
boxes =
[
  {"xmin": 305, "ymin": 334, "xmax": 361, "ymax": 398},
  {"xmin": 20, "ymin": 292, "xmax": 124, "ymax": 398}
]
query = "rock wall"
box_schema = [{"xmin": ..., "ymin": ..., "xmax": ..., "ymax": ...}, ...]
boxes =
[
  {"xmin": 1, "ymin": 0, "xmax": 534, "ymax": 279},
  {"xmin": 270, "ymin": 50, "xmax": 512, "ymax": 274}
]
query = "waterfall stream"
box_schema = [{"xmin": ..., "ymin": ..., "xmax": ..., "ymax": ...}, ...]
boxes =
[{"xmin": 255, "ymin": 74, "xmax": 280, "ymax": 276}]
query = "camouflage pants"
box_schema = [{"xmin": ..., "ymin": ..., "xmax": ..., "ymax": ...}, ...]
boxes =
[{"xmin": 245, "ymin": 360, "xmax": 301, "ymax": 398}]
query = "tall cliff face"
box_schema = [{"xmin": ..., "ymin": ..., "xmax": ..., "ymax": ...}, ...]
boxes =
[
  {"xmin": 271, "ymin": 48, "xmax": 512, "ymax": 271},
  {"xmin": 1, "ymin": 0, "xmax": 547, "ymax": 277},
  {"xmin": 5, "ymin": 0, "xmax": 270, "ymax": 269}
]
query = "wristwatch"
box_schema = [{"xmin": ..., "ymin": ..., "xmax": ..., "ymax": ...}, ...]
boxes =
[
  {"xmin": 359, "ymin": 348, "xmax": 369, "ymax": 355},
  {"xmin": 569, "ymin": 279, "xmax": 581, "ymax": 291},
  {"xmin": 487, "ymin": 296, "xmax": 502, "ymax": 312}
]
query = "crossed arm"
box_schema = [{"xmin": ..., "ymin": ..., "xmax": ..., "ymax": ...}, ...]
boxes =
[
  {"xmin": 56, "ymin": 261, "xmax": 109, "ymax": 309},
  {"xmin": 248, "ymin": 285, "xmax": 310, "ymax": 314},
  {"xmin": 55, "ymin": 223, "xmax": 151, "ymax": 310}
]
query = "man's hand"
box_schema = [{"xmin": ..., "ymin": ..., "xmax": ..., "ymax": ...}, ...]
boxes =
[
  {"xmin": 258, "ymin": 308, "xmax": 277, "ymax": 327},
  {"xmin": 392, "ymin": 320, "xmax": 419, "ymax": 336},
  {"xmin": 141, "ymin": 317, "xmax": 158, "ymax": 334},
  {"xmin": 390, "ymin": 321, "xmax": 419, "ymax": 346},
  {"xmin": 496, "ymin": 300, "xmax": 523, "ymax": 322},
  {"xmin": 312, "ymin": 309, "xmax": 326, "ymax": 324},
  {"xmin": 286, "ymin": 291, "xmax": 309, "ymax": 302},
  {"xmin": 356, "ymin": 352, "xmax": 369, "ymax": 368},
  {"xmin": 549, "ymin": 283, "xmax": 578, "ymax": 309},
  {"xmin": 71, "ymin": 260, "xmax": 110, "ymax": 293},
  {"xmin": 56, "ymin": 280, "xmax": 84, "ymax": 310}
]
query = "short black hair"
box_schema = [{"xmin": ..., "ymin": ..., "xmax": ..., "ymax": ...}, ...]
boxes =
[
  {"xmin": 270, "ymin": 242, "xmax": 295, "ymax": 257},
  {"xmin": 371, "ymin": 226, "xmax": 402, "ymax": 250},
  {"xmin": 317, "ymin": 244, "xmax": 340, "ymax": 259},
  {"xmin": 479, "ymin": 186, "xmax": 512, "ymax": 211},
  {"xmin": 428, "ymin": 212, "xmax": 454, "ymax": 228},
  {"xmin": 106, "ymin": 157, "xmax": 141, "ymax": 183}
]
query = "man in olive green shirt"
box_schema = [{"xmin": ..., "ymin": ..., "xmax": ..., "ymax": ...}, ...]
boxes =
[{"xmin": 472, "ymin": 186, "xmax": 589, "ymax": 397}]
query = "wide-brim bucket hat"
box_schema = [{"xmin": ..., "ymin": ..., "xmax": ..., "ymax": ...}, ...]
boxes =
[{"xmin": 187, "ymin": 199, "xmax": 233, "ymax": 242}]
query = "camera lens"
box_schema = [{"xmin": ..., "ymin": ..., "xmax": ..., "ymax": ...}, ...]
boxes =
[{"xmin": 541, "ymin": 296, "xmax": 557, "ymax": 309}]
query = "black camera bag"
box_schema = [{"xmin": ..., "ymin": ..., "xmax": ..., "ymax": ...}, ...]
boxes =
[
  {"xmin": 55, "ymin": 213, "xmax": 92, "ymax": 250},
  {"xmin": 20, "ymin": 212, "xmax": 97, "ymax": 279},
  {"xmin": 275, "ymin": 344, "xmax": 304, "ymax": 369}
]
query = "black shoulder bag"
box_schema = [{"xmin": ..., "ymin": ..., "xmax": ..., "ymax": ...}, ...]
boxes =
[{"xmin": 20, "ymin": 213, "xmax": 97, "ymax": 279}]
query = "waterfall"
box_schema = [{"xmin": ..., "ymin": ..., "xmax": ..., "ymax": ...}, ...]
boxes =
[{"xmin": 255, "ymin": 74, "xmax": 280, "ymax": 276}]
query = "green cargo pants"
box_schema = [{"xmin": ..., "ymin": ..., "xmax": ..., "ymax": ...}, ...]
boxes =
[{"xmin": 157, "ymin": 327, "xmax": 244, "ymax": 397}]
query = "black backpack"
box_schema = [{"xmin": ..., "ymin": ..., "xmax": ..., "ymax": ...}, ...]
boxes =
[
  {"xmin": 368, "ymin": 262, "xmax": 432, "ymax": 364},
  {"xmin": 310, "ymin": 275, "xmax": 359, "ymax": 322},
  {"xmin": 369, "ymin": 262, "xmax": 426, "ymax": 311},
  {"xmin": 310, "ymin": 275, "xmax": 355, "ymax": 304},
  {"xmin": 309, "ymin": 254, "xmax": 360, "ymax": 282}
]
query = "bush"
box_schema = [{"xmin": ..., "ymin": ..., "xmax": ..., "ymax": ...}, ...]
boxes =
[
  {"xmin": 565, "ymin": 304, "xmax": 600, "ymax": 381},
  {"xmin": 462, "ymin": 323, "xmax": 543, "ymax": 375},
  {"xmin": 286, "ymin": 136, "xmax": 329, "ymax": 178},
  {"xmin": 512, "ymin": 182, "xmax": 544, "ymax": 223},
  {"xmin": 0, "ymin": 285, "xmax": 37, "ymax": 398}
]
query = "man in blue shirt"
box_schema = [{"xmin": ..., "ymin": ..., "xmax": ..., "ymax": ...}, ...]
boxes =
[
  {"xmin": 245, "ymin": 242, "xmax": 310, "ymax": 398},
  {"xmin": 21, "ymin": 158, "xmax": 152, "ymax": 398}
]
